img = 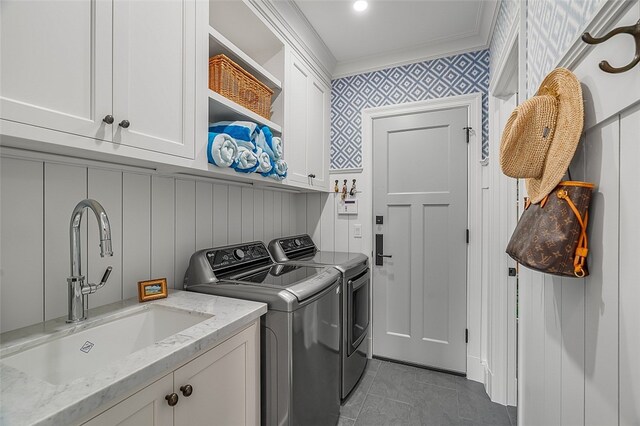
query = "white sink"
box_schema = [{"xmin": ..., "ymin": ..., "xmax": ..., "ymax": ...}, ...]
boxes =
[{"xmin": 1, "ymin": 305, "xmax": 212, "ymax": 385}]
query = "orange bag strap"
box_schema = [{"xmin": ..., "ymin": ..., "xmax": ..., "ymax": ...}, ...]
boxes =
[{"xmin": 556, "ymin": 189, "xmax": 589, "ymax": 277}]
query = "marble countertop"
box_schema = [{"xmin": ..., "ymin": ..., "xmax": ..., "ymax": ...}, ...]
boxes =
[{"xmin": 0, "ymin": 290, "xmax": 267, "ymax": 426}]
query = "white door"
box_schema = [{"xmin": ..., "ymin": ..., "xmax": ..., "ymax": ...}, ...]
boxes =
[
  {"xmin": 0, "ymin": 0, "xmax": 113, "ymax": 141},
  {"xmin": 372, "ymin": 107, "xmax": 468, "ymax": 372},
  {"xmin": 306, "ymin": 76, "xmax": 329, "ymax": 189},
  {"xmin": 112, "ymin": 0, "xmax": 195, "ymax": 158},
  {"xmin": 285, "ymin": 51, "xmax": 310, "ymax": 185}
]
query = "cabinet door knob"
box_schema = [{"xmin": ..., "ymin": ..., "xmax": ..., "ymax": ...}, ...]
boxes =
[
  {"xmin": 180, "ymin": 384, "xmax": 193, "ymax": 397},
  {"xmin": 308, "ymin": 173, "xmax": 316, "ymax": 179},
  {"xmin": 102, "ymin": 115, "xmax": 114, "ymax": 124},
  {"xmin": 118, "ymin": 119, "xmax": 130, "ymax": 129},
  {"xmin": 165, "ymin": 392, "xmax": 179, "ymax": 406}
]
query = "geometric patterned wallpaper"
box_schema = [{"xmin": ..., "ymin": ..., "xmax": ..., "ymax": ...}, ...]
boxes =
[
  {"xmin": 489, "ymin": 0, "xmax": 520, "ymax": 78},
  {"xmin": 330, "ymin": 49, "xmax": 490, "ymax": 169},
  {"xmin": 527, "ymin": 0, "xmax": 605, "ymax": 96}
]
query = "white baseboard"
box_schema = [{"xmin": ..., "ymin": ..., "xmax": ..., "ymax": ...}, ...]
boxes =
[{"xmin": 466, "ymin": 355, "xmax": 484, "ymax": 383}]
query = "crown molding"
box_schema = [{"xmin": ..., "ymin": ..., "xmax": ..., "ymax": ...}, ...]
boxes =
[{"xmin": 332, "ymin": 0, "xmax": 499, "ymax": 78}]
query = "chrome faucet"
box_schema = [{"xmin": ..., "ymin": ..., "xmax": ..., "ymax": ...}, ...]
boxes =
[{"xmin": 67, "ymin": 199, "xmax": 114, "ymax": 323}]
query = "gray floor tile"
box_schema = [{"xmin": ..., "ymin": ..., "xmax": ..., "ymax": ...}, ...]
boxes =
[
  {"xmin": 407, "ymin": 383, "xmax": 460, "ymax": 425},
  {"xmin": 354, "ymin": 394, "xmax": 412, "ymax": 426},
  {"xmin": 338, "ymin": 416, "xmax": 356, "ymax": 426},
  {"xmin": 367, "ymin": 358, "xmax": 383, "ymax": 373},
  {"xmin": 413, "ymin": 368, "xmax": 466, "ymax": 391},
  {"xmin": 341, "ymin": 370, "xmax": 377, "ymax": 419},
  {"xmin": 507, "ymin": 405, "xmax": 517, "ymax": 426},
  {"xmin": 368, "ymin": 362, "xmax": 418, "ymax": 404},
  {"xmin": 458, "ymin": 389, "xmax": 511, "ymax": 426}
]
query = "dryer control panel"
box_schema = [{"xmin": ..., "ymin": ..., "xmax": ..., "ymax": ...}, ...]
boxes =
[{"xmin": 206, "ymin": 242, "xmax": 271, "ymax": 272}]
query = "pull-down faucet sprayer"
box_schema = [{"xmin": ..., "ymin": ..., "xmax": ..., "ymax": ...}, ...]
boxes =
[{"xmin": 67, "ymin": 199, "xmax": 114, "ymax": 323}]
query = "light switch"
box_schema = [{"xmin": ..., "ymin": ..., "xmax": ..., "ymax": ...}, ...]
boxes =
[{"xmin": 353, "ymin": 224, "xmax": 362, "ymax": 238}]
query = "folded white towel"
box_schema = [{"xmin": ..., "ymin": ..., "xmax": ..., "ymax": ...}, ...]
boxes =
[
  {"xmin": 271, "ymin": 136, "xmax": 284, "ymax": 159},
  {"xmin": 269, "ymin": 159, "xmax": 288, "ymax": 181},
  {"xmin": 233, "ymin": 146, "xmax": 259, "ymax": 173},
  {"xmin": 255, "ymin": 147, "xmax": 273, "ymax": 174},
  {"xmin": 207, "ymin": 132, "xmax": 238, "ymax": 168}
]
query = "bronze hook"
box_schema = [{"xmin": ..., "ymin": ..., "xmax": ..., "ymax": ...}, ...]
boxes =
[{"xmin": 582, "ymin": 19, "xmax": 640, "ymax": 74}]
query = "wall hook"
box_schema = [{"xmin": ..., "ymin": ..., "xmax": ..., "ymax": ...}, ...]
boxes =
[
  {"xmin": 582, "ymin": 19, "xmax": 640, "ymax": 73},
  {"xmin": 350, "ymin": 179, "xmax": 357, "ymax": 196}
]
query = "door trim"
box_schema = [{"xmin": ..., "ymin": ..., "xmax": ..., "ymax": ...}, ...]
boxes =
[{"xmin": 361, "ymin": 93, "xmax": 484, "ymax": 382}]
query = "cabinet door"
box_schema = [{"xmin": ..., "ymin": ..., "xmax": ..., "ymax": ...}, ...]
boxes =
[
  {"xmin": 0, "ymin": 0, "xmax": 112, "ymax": 141},
  {"xmin": 83, "ymin": 374, "xmax": 173, "ymax": 426},
  {"xmin": 112, "ymin": 0, "xmax": 195, "ymax": 158},
  {"xmin": 174, "ymin": 322, "xmax": 259, "ymax": 426},
  {"xmin": 285, "ymin": 52, "xmax": 310, "ymax": 185},
  {"xmin": 306, "ymin": 76, "xmax": 329, "ymax": 189}
]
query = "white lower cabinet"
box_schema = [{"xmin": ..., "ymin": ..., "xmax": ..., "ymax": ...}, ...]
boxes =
[{"xmin": 83, "ymin": 321, "xmax": 259, "ymax": 426}]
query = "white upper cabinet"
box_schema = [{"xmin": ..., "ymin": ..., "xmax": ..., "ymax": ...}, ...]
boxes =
[
  {"xmin": 0, "ymin": 0, "xmax": 113, "ymax": 141},
  {"xmin": 284, "ymin": 49, "xmax": 330, "ymax": 190},
  {"xmin": 1, "ymin": 0, "xmax": 195, "ymax": 159},
  {"xmin": 113, "ymin": 0, "xmax": 195, "ymax": 158}
]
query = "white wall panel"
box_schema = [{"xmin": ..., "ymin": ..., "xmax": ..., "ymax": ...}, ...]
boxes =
[
  {"xmin": 619, "ymin": 105, "xmax": 640, "ymax": 425},
  {"xmin": 228, "ymin": 187, "xmax": 242, "ymax": 244},
  {"xmin": 306, "ymin": 193, "xmax": 321, "ymax": 244},
  {"xmin": 1, "ymin": 155, "xmax": 321, "ymax": 332},
  {"xmin": 87, "ymin": 168, "xmax": 123, "ymax": 308},
  {"xmin": 334, "ymin": 196, "xmax": 349, "ymax": 252},
  {"xmin": 273, "ymin": 191, "xmax": 282, "ymax": 239},
  {"xmin": 253, "ymin": 189, "xmax": 264, "ymax": 242},
  {"xmin": 319, "ymin": 193, "xmax": 335, "ymax": 252},
  {"xmin": 122, "ymin": 172, "xmax": 151, "ymax": 299},
  {"xmin": 175, "ymin": 180, "xmax": 195, "ymax": 289},
  {"xmin": 263, "ymin": 191, "xmax": 274, "ymax": 243},
  {"xmin": 294, "ymin": 193, "xmax": 307, "ymax": 235},
  {"xmin": 281, "ymin": 193, "xmax": 291, "ymax": 236},
  {"xmin": 44, "ymin": 163, "xmax": 87, "ymax": 321},
  {"xmin": 583, "ymin": 119, "xmax": 620, "ymax": 426},
  {"xmin": 151, "ymin": 176, "xmax": 175, "ymax": 288},
  {"xmin": 212, "ymin": 184, "xmax": 228, "ymax": 246},
  {"xmin": 241, "ymin": 188, "xmax": 254, "ymax": 242},
  {"xmin": 0, "ymin": 158, "xmax": 43, "ymax": 332},
  {"xmin": 195, "ymin": 181, "xmax": 213, "ymax": 250}
]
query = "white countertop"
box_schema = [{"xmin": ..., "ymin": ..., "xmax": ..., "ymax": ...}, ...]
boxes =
[{"xmin": 0, "ymin": 290, "xmax": 267, "ymax": 426}]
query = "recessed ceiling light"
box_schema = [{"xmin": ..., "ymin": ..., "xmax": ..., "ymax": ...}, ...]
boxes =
[{"xmin": 353, "ymin": 0, "xmax": 368, "ymax": 12}]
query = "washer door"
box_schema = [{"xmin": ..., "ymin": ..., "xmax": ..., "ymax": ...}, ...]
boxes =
[{"xmin": 348, "ymin": 269, "xmax": 370, "ymax": 355}]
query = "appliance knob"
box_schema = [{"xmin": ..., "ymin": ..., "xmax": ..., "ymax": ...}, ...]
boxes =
[
  {"xmin": 234, "ymin": 249, "xmax": 245, "ymax": 260},
  {"xmin": 294, "ymin": 239, "xmax": 301, "ymax": 247}
]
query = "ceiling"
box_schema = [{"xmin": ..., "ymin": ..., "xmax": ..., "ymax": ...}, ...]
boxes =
[{"xmin": 291, "ymin": 0, "xmax": 498, "ymax": 77}]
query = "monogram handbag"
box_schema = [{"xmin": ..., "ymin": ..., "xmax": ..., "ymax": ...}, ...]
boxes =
[{"xmin": 506, "ymin": 181, "xmax": 594, "ymax": 277}]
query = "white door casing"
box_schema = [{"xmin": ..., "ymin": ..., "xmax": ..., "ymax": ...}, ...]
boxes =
[{"xmin": 372, "ymin": 106, "xmax": 468, "ymax": 373}]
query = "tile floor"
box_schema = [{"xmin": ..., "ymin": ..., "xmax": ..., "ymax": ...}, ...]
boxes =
[{"xmin": 339, "ymin": 359, "xmax": 517, "ymax": 426}]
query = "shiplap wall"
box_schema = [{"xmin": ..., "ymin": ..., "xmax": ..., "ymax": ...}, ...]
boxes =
[
  {"xmin": 513, "ymin": 2, "xmax": 640, "ymax": 425},
  {"xmin": 0, "ymin": 154, "xmax": 324, "ymax": 333}
]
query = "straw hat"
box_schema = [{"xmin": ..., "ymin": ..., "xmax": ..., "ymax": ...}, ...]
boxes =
[{"xmin": 499, "ymin": 68, "xmax": 583, "ymax": 204}]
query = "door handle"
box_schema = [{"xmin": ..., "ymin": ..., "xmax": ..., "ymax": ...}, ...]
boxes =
[{"xmin": 375, "ymin": 234, "xmax": 392, "ymax": 266}]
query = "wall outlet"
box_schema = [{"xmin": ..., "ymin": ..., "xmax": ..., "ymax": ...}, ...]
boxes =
[{"xmin": 353, "ymin": 224, "xmax": 362, "ymax": 238}]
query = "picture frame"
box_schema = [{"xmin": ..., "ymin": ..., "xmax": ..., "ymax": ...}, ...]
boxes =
[{"xmin": 138, "ymin": 278, "xmax": 168, "ymax": 302}]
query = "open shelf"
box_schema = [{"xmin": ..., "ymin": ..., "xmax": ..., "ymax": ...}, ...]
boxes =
[
  {"xmin": 208, "ymin": 89, "xmax": 282, "ymax": 135},
  {"xmin": 209, "ymin": 27, "xmax": 282, "ymax": 95}
]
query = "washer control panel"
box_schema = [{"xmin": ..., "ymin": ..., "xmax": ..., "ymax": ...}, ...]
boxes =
[
  {"xmin": 206, "ymin": 242, "xmax": 270, "ymax": 273},
  {"xmin": 278, "ymin": 235, "xmax": 315, "ymax": 254}
]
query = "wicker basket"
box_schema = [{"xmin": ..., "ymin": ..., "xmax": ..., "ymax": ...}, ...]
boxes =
[{"xmin": 209, "ymin": 54, "xmax": 273, "ymax": 120}]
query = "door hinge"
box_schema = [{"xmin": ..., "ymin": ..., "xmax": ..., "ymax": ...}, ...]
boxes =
[
  {"xmin": 463, "ymin": 126, "xmax": 472, "ymax": 144},
  {"xmin": 466, "ymin": 229, "xmax": 469, "ymax": 244},
  {"xmin": 465, "ymin": 328, "xmax": 469, "ymax": 343}
]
